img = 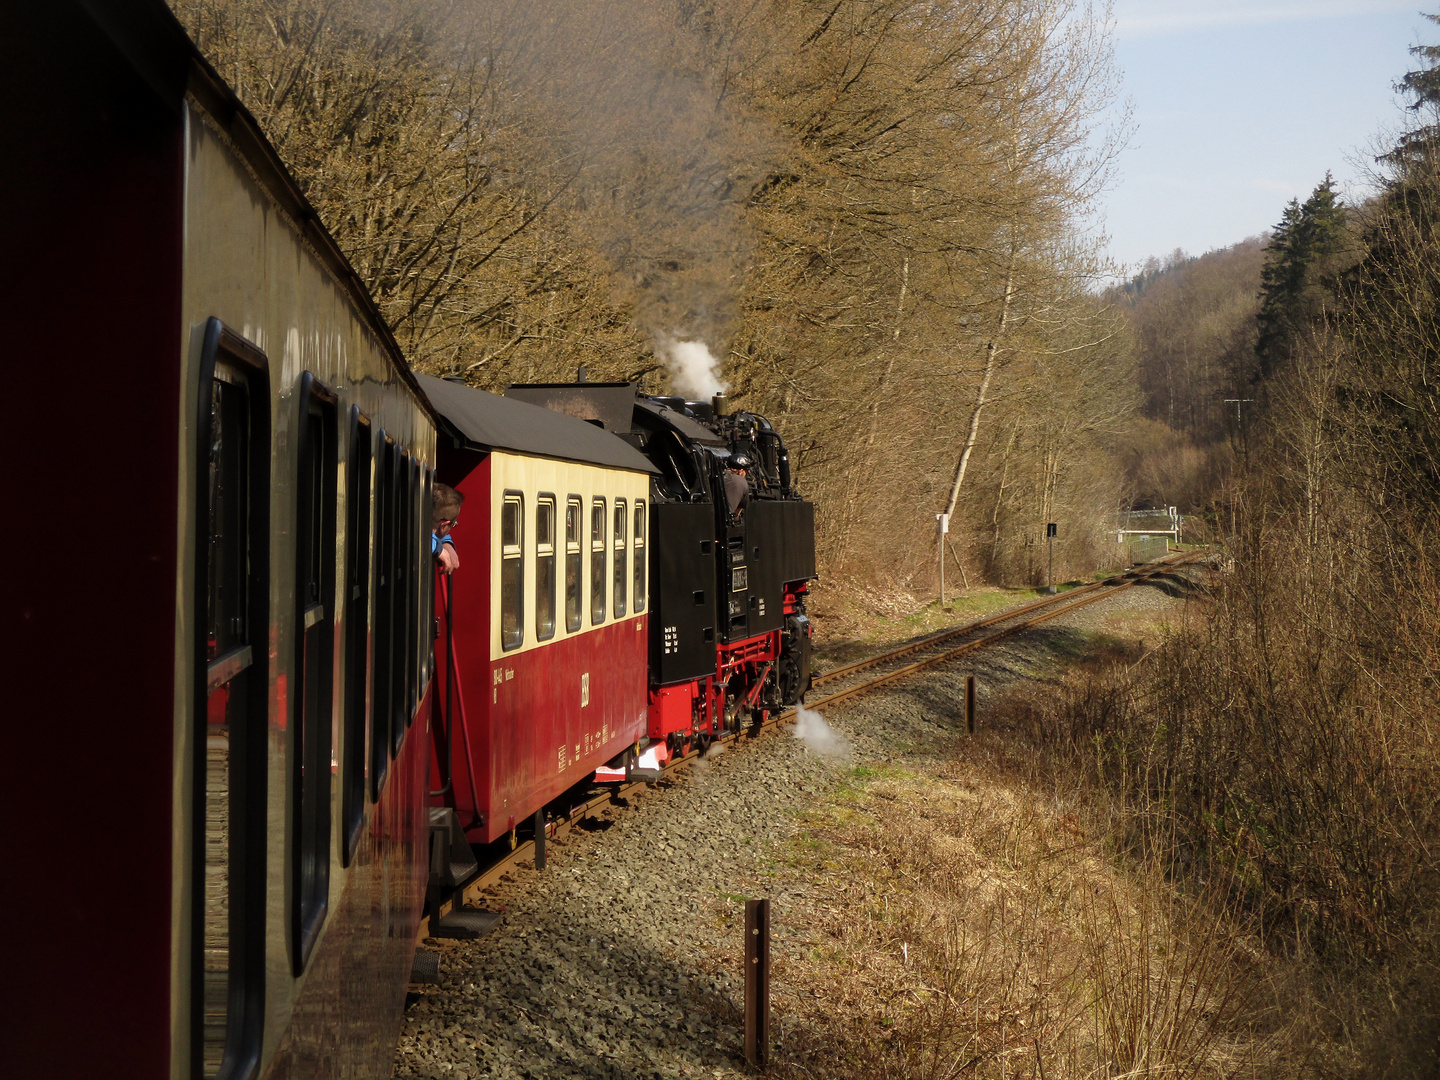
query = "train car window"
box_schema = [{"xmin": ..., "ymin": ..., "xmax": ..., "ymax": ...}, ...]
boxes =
[
  {"xmin": 564, "ymin": 496, "xmax": 582, "ymax": 633},
  {"xmin": 194, "ymin": 320, "xmax": 269, "ymax": 1079},
  {"xmin": 422, "ymin": 466, "xmax": 435, "ymax": 687},
  {"xmin": 613, "ymin": 500, "xmax": 628, "ymax": 619},
  {"xmin": 501, "ymin": 492, "xmax": 524, "ymax": 649},
  {"xmin": 633, "ymin": 499, "xmax": 646, "ymax": 613},
  {"xmin": 293, "ymin": 373, "xmax": 338, "ymax": 973},
  {"xmin": 536, "ymin": 496, "xmax": 556, "ymax": 641},
  {"xmin": 590, "ymin": 498, "xmax": 607, "ymax": 624},
  {"xmin": 341, "ymin": 410, "xmax": 371, "ymax": 866},
  {"xmin": 370, "ymin": 436, "xmax": 397, "ymax": 798},
  {"xmin": 402, "ymin": 454, "xmax": 421, "ymax": 728},
  {"xmin": 391, "ymin": 452, "xmax": 413, "ymax": 753}
]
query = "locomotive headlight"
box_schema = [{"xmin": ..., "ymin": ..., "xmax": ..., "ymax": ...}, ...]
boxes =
[{"xmin": 732, "ymin": 566, "xmax": 748, "ymax": 592}]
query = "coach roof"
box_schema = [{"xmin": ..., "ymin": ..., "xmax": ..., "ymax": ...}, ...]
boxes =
[{"xmin": 418, "ymin": 375, "xmax": 658, "ymax": 474}]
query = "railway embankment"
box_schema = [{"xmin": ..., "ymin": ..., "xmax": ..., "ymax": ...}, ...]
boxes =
[{"xmin": 393, "ymin": 566, "xmax": 1217, "ymax": 1080}]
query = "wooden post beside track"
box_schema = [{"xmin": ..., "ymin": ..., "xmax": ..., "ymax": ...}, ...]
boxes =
[
  {"xmin": 745, "ymin": 898, "xmax": 771, "ymax": 1066},
  {"xmin": 966, "ymin": 674, "xmax": 976, "ymax": 734}
]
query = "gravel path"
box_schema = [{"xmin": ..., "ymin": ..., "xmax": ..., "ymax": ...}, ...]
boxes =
[{"xmin": 392, "ymin": 570, "xmax": 1206, "ymax": 1080}]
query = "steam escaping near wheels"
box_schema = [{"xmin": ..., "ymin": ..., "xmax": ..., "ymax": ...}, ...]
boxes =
[
  {"xmin": 690, "ymin": 740, "xmax": 727, "ymax": 780},
  {"xmin": 791, "ymin": 706, "xmax": 850, "ymax": 761}
]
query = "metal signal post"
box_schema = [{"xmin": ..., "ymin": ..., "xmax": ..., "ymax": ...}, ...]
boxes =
[{"xmin": 1046, "ymin": 522, "xmax": 1058, "ymax": 594}]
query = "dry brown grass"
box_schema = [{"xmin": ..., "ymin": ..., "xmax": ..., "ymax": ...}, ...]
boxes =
[
  {"xmin": 708, "ymin": 543, "xmax": 1440, "ymax": 1079},
  {"xmin": 749, "ymin": 754, "xmax": 1263, "ymax": 1080}
]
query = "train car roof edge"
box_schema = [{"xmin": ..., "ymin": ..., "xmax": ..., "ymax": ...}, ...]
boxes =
[{"xmin": 418, "ymin": 375, "xmax": 658, "ymax": 474}]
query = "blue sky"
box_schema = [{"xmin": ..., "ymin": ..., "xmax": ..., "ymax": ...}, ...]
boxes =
[{"xmin": 1098, "ymin": 1, "xmax": 1432, "ymax": 271}]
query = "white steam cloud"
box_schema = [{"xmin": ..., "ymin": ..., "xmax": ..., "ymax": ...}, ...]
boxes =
[
  {"xmin": 792, "ymin": 706, "xmax": 850, "ymax": 761},
  {"xmin": 690, "ymin": 739, "xmax": 726, "ymax": 780},
  {"xmin": 655, "ymin": 334, "xmax": 728, "ymax": 400}
]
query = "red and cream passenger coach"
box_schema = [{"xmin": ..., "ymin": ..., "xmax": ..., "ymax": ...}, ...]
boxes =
[{"xmin": 418, "ymin": 376, "xmax": 660, "ymax": 847}]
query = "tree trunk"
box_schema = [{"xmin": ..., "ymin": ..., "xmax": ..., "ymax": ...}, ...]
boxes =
[{"xmin": 943, "ymin": 255, "xmax": 1016, "ymax": 522}]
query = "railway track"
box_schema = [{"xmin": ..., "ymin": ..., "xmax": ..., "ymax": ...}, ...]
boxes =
[{"xmin": 421, "ymin": 548, "xmax": 1208, "ymax": 941}]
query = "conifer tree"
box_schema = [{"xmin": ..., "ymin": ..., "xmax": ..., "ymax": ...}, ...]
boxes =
[{"xmin": 1254, "ymin": 174, "xmax": 1347, "ymax": 379}]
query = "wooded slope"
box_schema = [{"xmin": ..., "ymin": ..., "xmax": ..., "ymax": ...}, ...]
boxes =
[{"xmin": 174, "ymin": 0, "xmax": 1136, "ymax": 588}]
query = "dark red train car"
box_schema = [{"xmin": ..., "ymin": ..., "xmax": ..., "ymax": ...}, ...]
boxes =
[
  {"xmin": 419, "ymin": 376, "xmax": 659, "ymax": 846},
  {"xmin": 3, "ymin": 3, "xmax": 438, "ymax": 1077}
]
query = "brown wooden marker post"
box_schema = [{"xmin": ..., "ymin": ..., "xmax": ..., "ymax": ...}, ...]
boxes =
[
  {"xmin": 745, "ymin": 898, "xmax": 771, "ymax": 1066},
  {"xmin": 966, "ymin": 674, "xmax": 976, "ymax": 734}
]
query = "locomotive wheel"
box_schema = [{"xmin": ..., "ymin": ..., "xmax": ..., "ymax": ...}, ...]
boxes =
[{"xmin": 722, "ymin": 696, "xmax": 742, "ymax": 734}]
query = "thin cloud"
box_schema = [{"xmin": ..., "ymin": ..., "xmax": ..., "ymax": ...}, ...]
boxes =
[{"xmin": 1116, "ymin": 0, "xmax": 1418, "ymax": 39}]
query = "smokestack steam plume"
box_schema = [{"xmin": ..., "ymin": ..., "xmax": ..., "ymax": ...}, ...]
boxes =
[{"xmin": 655, "ymin": 334, "xmax": 728, "ymax": 400}]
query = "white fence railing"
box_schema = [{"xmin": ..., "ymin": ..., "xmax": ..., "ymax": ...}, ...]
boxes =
[{"xmin": 1127, "ymin": 535, "xmax": 1170, "ymax": 564}]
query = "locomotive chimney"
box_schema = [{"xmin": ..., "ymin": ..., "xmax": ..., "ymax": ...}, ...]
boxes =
[{"xmin": 712, "ymin": 392, "xmax": 726, "ymax": 417}]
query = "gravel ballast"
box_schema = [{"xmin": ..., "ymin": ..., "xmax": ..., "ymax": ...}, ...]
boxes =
[{"xmin": 392, "ymin": 570, "xmax": 1205, "ymax": 1080}]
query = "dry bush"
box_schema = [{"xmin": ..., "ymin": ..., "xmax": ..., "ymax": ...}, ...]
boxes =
[
  {"xmin": 982, "ymin": 536, "xmax": 1440, "ymax": 1075},
  {"xmin": 1092, "ymin": 541, "xmax": 1440, "ymax": 961}
]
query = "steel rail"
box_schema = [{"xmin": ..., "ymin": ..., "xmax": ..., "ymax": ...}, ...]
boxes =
[
  {"xmin": 422, "ymin": 549, "xmax": 1207, "ymax": 940},
  {"xmin": 803, "ymin": 550, "xmax": 1206, "ymax": 710},
  {"xmin": 811, "ymin": 547, "xmax": 1200, "ymax": 690}
]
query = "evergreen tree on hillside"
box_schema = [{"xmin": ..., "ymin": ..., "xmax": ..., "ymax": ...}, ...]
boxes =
[
  {"xmin": 1387, "ymin": 11, "xmax": 1440, "ymax": 169},
  {"xmin": 1254, "ymin": 174, "xmax": 1347, "ymax": 379},
  {"xmin": 1338, "ymin": 14, "xmax": 1440, "ymax": 516}
]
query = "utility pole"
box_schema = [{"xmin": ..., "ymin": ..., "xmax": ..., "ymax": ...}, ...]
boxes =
[{"xmin": 1222, "ymin": 398, "xmax": 1254, "ymax": 422}]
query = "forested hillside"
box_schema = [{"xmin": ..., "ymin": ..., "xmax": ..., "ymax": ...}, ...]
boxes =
[
  {"xmin": 1113, "ymin": 238, "xmax": 1265, "ymax": 511},
  {"xmin": 172, "ymin": 0, "xmax": 1138, "ymax": 591}
]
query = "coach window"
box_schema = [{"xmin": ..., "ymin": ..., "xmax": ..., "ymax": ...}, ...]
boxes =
[
  {"xmin": 402, "ymin": 454, "xmax": 422, "ymax": 728},
  {"xmin": 391, "ymin": 452, "xmax": 413, "ymax": 752},
  {"xmin": 590, "ymin": 497, "xmax": 607, "ymax": 624},
  {"xmin": 565, "ymin": 497, "xmax": 582, "ymax": 633},
  {"xmin": 613, "ymin": 499, "xmax": 628, "ymax": 619},
  {"xmin": 422, "ymin": 466, "xmax": 436, "ymax": 685},
  {"xmin": 370, "ymin": 436, "xmax": 397, "ymax": 798},
  {"xmin": 501, "ymin": 492, "xmax": 524, "ymax": 650},
  {"xmin": 293, "ymin": 373, "xmax": 338, "ymax": 973},
  {"xmin": 195, "ymin": 320, "xmax": 268, "ymax": 1079},
  {"xmin": 634, "ymin": 499, "xmax": 646, "ymax": 613},
  {"xmin": 341, "ymin": 410, "xmax": 371, "ymax": 865},
  {"xmin": 536, "ymin": 496, "xmax": 557, "ymax": 641}
]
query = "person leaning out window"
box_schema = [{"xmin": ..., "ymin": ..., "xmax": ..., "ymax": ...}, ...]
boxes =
[{"xmin": 432, "ymin": 483, "xmax": 464, "ymax": 574}]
